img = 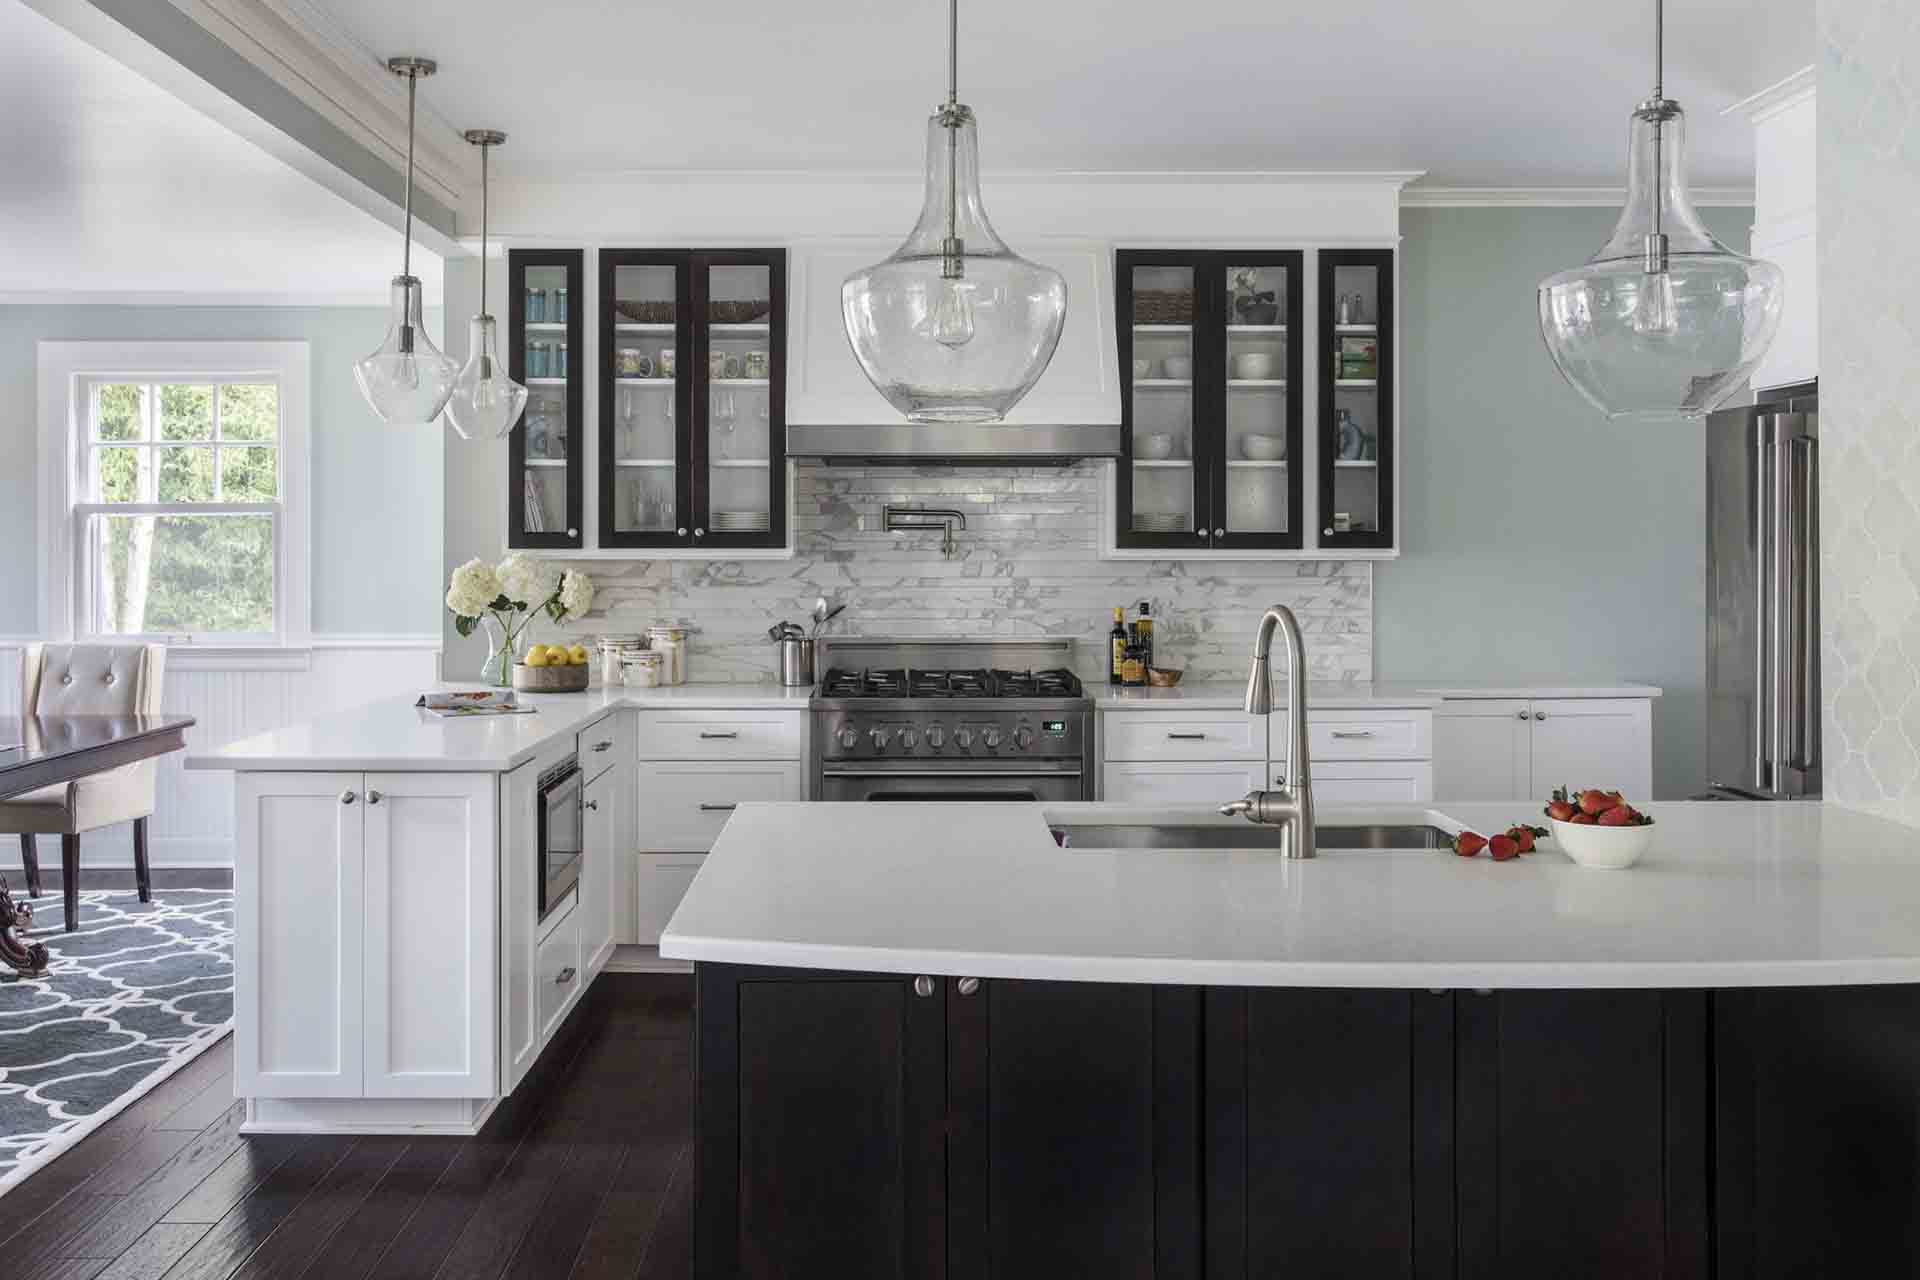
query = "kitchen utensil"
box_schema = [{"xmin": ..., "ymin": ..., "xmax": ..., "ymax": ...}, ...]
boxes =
[
  {"xmin": 1137, "ymin": 433, "xmax": 1175, "ymax": 461},
  {"xmin": 780, "ymin": 637, "xmax": 816, "ymax": 686},
  {"xmin": 1232, "ymin": 352, "xmax": 1277, "ymax": 380},
  {"xmin": 811, "ymin": 603, "xmax": 847, "ymax": 639},
  {"xmin": 1241, "ymin": 433, "xmax": 1285, "ymax": 461},
  {"xmin": 1161, "ymin": 355, "xmax": 1194, "ymax": 380},
  {"xmin": 1549, "ymin": 817, "xmax": 1654, "ymax": 870},
  {"xmin": 1147, "ymin": 667, "xmax": 1184, "ymax": 687}
]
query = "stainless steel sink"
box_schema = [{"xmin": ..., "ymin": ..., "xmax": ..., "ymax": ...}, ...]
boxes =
[{"xmin": 1051, "ymin": 823, "xmax": 1452, "ymax": 851}]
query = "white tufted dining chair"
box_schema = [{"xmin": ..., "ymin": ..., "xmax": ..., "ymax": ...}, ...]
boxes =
[{"xmin": 0, "ymin": 643, "xmax": 166, "ymax": 932}]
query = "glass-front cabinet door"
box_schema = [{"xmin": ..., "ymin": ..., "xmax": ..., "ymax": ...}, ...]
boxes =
[
  {"xmin": 1319, "ymin": 249, "xmax": 1394, "ymax": 550},
  {"xmin": 1116, "ymin": 250, "xmax": 1302, "ymax": 551},
  {"xmin": 508, "ymin": 249, "xmax": 583, "ymax": 548},
  {"xmin": 598, "ymin": 248, "xmax": 787, "ymax": 550}
]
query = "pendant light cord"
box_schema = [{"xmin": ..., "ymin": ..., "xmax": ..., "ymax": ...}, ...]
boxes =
[
  {"xmin": 942, "ymin": 0, "xmax": 962, "ymax": 279},
  {"xmin": 1647, "ymin": 0, "xmax": 1667, "ymax": 270},
  {"xmin": 478, "ymin": 141, "xmax": 489, "ymax": 309},
  {"xmin": 402, "ymin": 68, "xmax": 417, "ymax": 282}
]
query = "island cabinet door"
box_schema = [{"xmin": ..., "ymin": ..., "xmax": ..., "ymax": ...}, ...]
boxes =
[
  {"xmin": 697, "ymin": 965, "xmax": 948, "ymax": 1280},
  {"xmin": 360, "ymin": 773, "xmax": 497, "ymax": 1099},
  {"xmin": 1454, "ymin": 990, "xmax": 1709, "ymax": 1280},
  {"xmin": 234, "ymin": 772, "xmax": 366, "ymax": 1098},
  {"xmin": 1203, "ymin": 989, "xmax": 1454, "ymax": 1280},
  {"xmin": 945, "ymin": 979, "xmax": 1201, "ymax": 1280}
]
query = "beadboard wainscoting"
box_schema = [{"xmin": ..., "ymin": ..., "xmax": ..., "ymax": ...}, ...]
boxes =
[
  {"xmin": 0, "ymin": 638, "xmax": 441, "ymax": 869},
  {"xmin": 535, "ymin": 464, "xmax": 1372, "ymax": 684}
]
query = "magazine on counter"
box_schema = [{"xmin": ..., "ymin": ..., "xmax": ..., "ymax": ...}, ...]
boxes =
[{"xmin": 415, "ymin": 689, "xmax": 537, "ymax": 718}]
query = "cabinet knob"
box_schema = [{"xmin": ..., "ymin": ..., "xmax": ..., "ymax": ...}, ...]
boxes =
[
  {"xmin": 694, "ymin": 528, "xmax": 706, "ymax": 538},
  {"xmin": 339, "ymin": 790, "xmax": 357, "ymax": 805},
  {"xmin": 1199, "ymin": 529, "xmax": 1212, "ymax": 539},
  {"xmin": 584, "ymin": 799, "xmax": 599, "ymax": 811},
  {"xmin": 556, "ymin": 966, "xmax": 577, "ymax": 985},
  {"xmin": 366, "ymin": 790, "xmax": 382, "ymax": 805},
  {"xmin": 1534, "ymin": 711, "xmax": 1547, "ymax": 721},
  {"xmin": 1214, "ymin": 528, "xmax": 1226, "ymax": 538},
  {"xmin": 1324, "ymin": 528, "xmax": 1335, "ymax": 536},
  {"xmin": 913, "ymin": 975, "xmax": 935, "ymax": 998},
  {"xmin": 567, "ymin": 528, "xmax": 578, "ymax": 538},
  {"xmin": 1516, "ymin": 710, "xmax": 1529, "ymax": 721},
  {"xmin": 676, "ymin": 527, "xmax": 688, "ymax": 537},
  {"xmin": 957, "ymin": 976, "xmax": 980, "ymax": 996}
]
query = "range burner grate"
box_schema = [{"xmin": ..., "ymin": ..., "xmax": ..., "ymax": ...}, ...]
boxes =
[{"xmin": 818, "ymin": 666, "xmax": 1084, "ymax": 700}]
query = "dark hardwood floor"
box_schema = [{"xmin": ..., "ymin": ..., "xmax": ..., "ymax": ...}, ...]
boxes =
[{"xmin": 0, "ymin": 974, "xmax": 694, "ymax": 1280}]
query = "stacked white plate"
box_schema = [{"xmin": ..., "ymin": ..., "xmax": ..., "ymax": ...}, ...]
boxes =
[
  {"xmin": 713, "ymin": 510, "xmax": 770, "ymax": 533},
  {"xmin": 1133, "ymin": 513, "xmax": 1188, "ymax": 532}
]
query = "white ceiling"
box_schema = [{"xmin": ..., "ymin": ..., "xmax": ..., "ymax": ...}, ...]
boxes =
[
  {"xmin": 0, "ymin": 0, "xmax": 440, "ymax": 301},
  {"xmin": 311, "ymin": 0, "xmax": 1810, "ymax": 189}
]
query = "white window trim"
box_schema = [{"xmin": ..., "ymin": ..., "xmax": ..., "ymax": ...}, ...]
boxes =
[{"xmin": 37, "ymin": 341, "xmax": 312, "ymax": 651}]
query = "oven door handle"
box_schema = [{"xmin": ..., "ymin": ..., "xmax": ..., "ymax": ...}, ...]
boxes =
[{"xmin": 821, "ymin": 768, "xmax": 1083, "ymax": 780}]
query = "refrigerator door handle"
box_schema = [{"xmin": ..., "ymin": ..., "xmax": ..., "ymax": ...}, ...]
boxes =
[
  {"xmin": 1771, "ymin": 420, "xmax": 1795, "ymax": 792},
  {"xmin": 1792, "ymin": 432, "xmax": 1820, "ymax": 773},
  {"xmin": 1753, "ymin": 420, "xmax": 1772, "ymax": 794}
]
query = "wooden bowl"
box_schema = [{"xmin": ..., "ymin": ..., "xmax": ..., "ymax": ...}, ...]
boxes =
[
  {"xmin": 1148, "ymin": 668, "xmax": 1184, "ymax": 687},
  {"xmin": 512, "ymin": 661, "xmax": 589, "ymax": 693}
]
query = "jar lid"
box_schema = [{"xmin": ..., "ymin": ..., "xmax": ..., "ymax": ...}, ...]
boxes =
[{"xmin": 623, "ymin": 651, "xmax": 663, "ymax": 666}]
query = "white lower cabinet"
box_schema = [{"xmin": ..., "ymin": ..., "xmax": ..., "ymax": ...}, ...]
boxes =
[
  {"xmin": 1435, "ymin": 698, "xmax": 1653, "ymax": 801},
  {"xmin": 581, "ymin": 766, "xmax": 618, "ymax": 979},
  {"xmin": 236, "ymin": 770, "xmax": 497, "ymax": 1102},
  {"xmin": 1102, "ymin": 760, "xmax": 1269, "ymax": 806},
  {"xmin": 1307, "ymin": 761, "xmax": 1436, "ymax": 805},
  {"xmin": 536, "ymin": 901, "xmax": 583, "ymax": 1043},
  {"xmin": 1102, "ymin": 706, "xmax": 1435, "ymax": 806},
  {"xmin": 636, "ymin": 855, "xmax": 708, "ymax": 945}
]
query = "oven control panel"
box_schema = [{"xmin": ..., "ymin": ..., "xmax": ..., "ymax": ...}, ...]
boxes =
[{"xmin": 817, "ymin": 712, "xmax": 1085, "ymax": 760}]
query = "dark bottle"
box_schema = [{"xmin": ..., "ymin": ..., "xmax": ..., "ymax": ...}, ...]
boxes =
[
  {"xmin": 1109, "ymin": 607, "xmax": 1128, "ymax": 685},
  {"xmin": 1132, "ymin": 601, "xmax": 1154, "ymax": 674}
]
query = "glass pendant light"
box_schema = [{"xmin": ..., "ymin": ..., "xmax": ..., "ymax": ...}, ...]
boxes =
[
  {"xmin": 444, "ymin": 129, "xmax": 528, "ymax": 440},
  {"xmin": 1537, "ymin": 0, "xmax": 1783, "ymax": 420},
  {"xmin": 354, "ymin": 56, "xmax": 460, "ymax": 425},
  {"xmin": 841, "ymin": 0, "xmax": 1068, "ymax": 423}
]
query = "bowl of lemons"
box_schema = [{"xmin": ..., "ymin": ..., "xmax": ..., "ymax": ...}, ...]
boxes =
[{"xmin": 513, "ymin": 642, "xmax": 592, "ymax": 693}]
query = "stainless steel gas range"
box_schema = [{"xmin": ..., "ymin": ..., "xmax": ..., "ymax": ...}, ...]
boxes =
[{"xmin": 810, "ymin": 639, "xmax": 1094, "ymax": 803}]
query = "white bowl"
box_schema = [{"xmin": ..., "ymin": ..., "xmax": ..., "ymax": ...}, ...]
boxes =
[
  {"xmin": 1241, "ymin": 433, "xmax": 1285, "ymax": 461},
  {"xmin": 1132, "ymin": 358, "xmax": 1153, "ymax": 379},
  {"xmin": 1232, "ymin": 352, "xmax": 1277, "ymax": 380},
  {"xmin": 1137, "ymin": 432, "xmax": 1175, "ymax": 460},
  {"xmin": 1549, "ymin": 817, "xmax": 1654, "ymax": 870},
  {"xmin": 1161, "ymin": 355, "xmax": 1194, "ymax": 380}
]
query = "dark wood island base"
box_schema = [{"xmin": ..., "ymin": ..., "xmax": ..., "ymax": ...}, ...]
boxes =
[{"xmin": 694, "ymin": 964, "xmax": 1920, "ymax": 1278}]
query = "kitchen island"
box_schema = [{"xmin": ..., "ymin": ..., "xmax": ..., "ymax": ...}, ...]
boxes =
[{"xmin": 663, "ymin": 800, "xmax": 1920, "ymax": 1278}]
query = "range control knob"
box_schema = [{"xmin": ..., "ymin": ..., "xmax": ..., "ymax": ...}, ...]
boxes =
[
  {"xmin": 953, "ymin": 727, "xmax": 974, "ymax": 750},
  {"xmin": 982, "ymin": 727, "xmax": 1003, "ymax": 750},
  {"xmin": 925, "ymin": 725, "xmax": 946, "ymax": 750},
  {"xmin": 1013, "ymin": 725, "xmax": 1035, "ymax": 751},
  {"xmin": 837, "ymin": 726, "xmax": 859, "ymax": 750},
  {"xmin": 899, "ymin": 727, "xmax": 920, "ymax": 750},
  {"xmin": 869, "ymin": 727, "xmax": 890, "ymax": 751}
]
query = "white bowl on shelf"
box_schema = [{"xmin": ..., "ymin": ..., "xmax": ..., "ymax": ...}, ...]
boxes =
[
  {"xmin": 1549, "ymin": 817, "xmax": 1655, "ymax": 870},
  {"xmin": 1132, "ymin": 358, "xmax": 1153, "ymax": 380},
  {"xmin": 1232, "ymin": 352, "xmax": 1277, "ymax": 380},
  {"xmin": 1240, "ymin": 434, "xmax": 1285, "ymax": 461},
  {"xmin": 1137, "ymin": 433, "xmax": 1175, "ymax": 460},
  {"xmin": 1161, "ymin": 355, "xmax": 1193, "ymax": 380}
]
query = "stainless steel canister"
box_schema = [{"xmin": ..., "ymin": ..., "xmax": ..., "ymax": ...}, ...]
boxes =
[{"xmin": 779, "ymin": 637, "xmax": 815, "ymax": 687}]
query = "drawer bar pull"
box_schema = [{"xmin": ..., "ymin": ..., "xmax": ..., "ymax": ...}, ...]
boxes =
[
  {"xmin": 1165, "ymin": 732, "xmax": 1208, "ymax": 741},
  {"xmin": 699, "ymin": 731, "xmax": 740, "ymax": 740},
  {"xmin": 592, "ymin": 740, "xmax": 613, "ymax": 752},
  {"xmin": 699, "ymin": 802, "xmax": 738, "ymax": 812},
  {"xmin": 1330, "ymin": 730, "xmax": 1377, "ymax": 740}
]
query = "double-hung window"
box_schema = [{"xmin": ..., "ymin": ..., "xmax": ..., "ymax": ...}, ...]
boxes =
[{"xmin": 41, "ymin": 342, "xmax": 310, "ymax": 649}]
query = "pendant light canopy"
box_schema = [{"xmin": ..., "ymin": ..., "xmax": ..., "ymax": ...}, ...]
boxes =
[
  {"xmin": 355, "ymin": 56, "xmax": 460, "ymax": 425},
  {"xmin": 1537, "ymin": 0, "xmax": 1783, "ymax": 420},
  {"xmin": 444, "ymin": 129, "xmax": 528, "ymax": 440},
  {"xmin": 841, "ymin": 0, "xmax": 1068, "ymax": 423}
]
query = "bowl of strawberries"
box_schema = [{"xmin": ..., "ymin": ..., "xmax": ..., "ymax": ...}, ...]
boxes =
[{"xmin": 1545, "ymin": 787, "xmax": 1654, "ymax": 870}]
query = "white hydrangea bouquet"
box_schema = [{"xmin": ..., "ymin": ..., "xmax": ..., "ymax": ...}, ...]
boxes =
[{"xmin": 446, "ymin": 554, "xmax": 597, "ymax": 687}]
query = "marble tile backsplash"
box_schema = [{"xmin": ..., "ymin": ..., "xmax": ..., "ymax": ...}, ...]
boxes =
[{"xmin": 544, "ymin": 464, "xmax": 1372, "ymax": 684}]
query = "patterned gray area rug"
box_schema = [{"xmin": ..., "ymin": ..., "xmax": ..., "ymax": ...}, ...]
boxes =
[{"xmin": 0, "ymin": 889, "xmax": 233, "ymax": 1195}]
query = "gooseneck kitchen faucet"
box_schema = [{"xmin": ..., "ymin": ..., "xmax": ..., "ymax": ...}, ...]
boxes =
[{"xmin": 1219, "ymin": 605, "xmax": 1316, "ymax": 858}]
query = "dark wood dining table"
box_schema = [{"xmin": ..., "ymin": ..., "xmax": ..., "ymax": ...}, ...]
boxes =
[{"xmin": 0, "ymin": 713, "xmax": 196, "ymax": 973}]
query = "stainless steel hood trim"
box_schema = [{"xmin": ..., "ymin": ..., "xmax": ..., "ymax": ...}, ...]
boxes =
[{"xmin": 786, "ymin": 422, "xmax": 1122, "ymax": 465}]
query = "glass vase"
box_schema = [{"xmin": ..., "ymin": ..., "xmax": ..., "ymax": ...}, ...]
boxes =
[{"xmin": 481, "ymin": 615, "xmax": 526, "ymax": 688}]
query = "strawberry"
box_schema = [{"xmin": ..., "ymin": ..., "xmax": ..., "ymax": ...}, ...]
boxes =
[
  {"xmin": 1597, "ymin": 805, "xmax": 1634, "ymax": 826},
  {"xmin": 1578, "ymin": 789, "xmax": 1622, "ymax": 816},
  {"xmin": 1489, "ymin": 834, "xmax": 1520, "ymax": 861},
  {"xmin": 1451, "ymin": 831, "xmax": 1486, "ymax": 858},
  {"xmin": 1569, "ymin": 812, "xmax": 1598, "ymax": 825},
  {"xmin": 1506, "ymin": 825, "xmax": 1544, "ymax": 854},
  {"xmin": 1546, "ymin": 800, "xmax": 1576, "ymax": 822}
]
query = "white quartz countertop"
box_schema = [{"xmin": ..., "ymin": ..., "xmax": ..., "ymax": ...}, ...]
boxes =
[
  {"xmin": 1093, "ymin": 681, "xmax": 1662, "ymax": 709},
  {"xmin": 189, "ymin": 683, "xmax": 814, "ymax": 773},
  {"xmin": 661, "ymin": 799, "xmax": 1920, "ymax": 989}
]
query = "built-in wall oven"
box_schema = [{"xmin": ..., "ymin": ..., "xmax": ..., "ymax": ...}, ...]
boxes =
[{"xmin": 537, "ymin": 755, "xmax": 583, "ymax": 921}]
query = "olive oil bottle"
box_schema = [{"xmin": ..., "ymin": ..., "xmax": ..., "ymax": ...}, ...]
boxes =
[{"xmin": 1109, "ymin": 608, "xmax": 1128, "ymax": 685}]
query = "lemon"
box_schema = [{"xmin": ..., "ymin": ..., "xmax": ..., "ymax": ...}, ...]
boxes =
[
  {"xmin": 523, "ymin": 646, "xmax": 550, "ymax": 668},
  {"xmin": 567, "ymin": 644, "xmax": 590, "ymax": 666}
]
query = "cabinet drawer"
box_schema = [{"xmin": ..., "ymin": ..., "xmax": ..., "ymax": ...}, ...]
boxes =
[
  {"xmin": 1103, "ymin": 711, "xmax": 1266, "ymax": 762},
  {"xmin": 1102, "ymin": 761, "xmax": 1268, "ymax": 805},
  {"xmin": 1303, "ymin": 710, "xmax": 1433, "ymax": 762},
  {"xmin": 635, "ymin": 761, "xmax": 805, "ymax": 851},
  {"xmin": 578, "ymin": 709, "xmax": 637, "ymax": 782},
  {"xmin": 536, "ymin": 902, "xmax": 582, "ymax": 1043},
  {"xmin": 634, "ymin": 710, "xmax": 804, "ymax": 761},
  {"xmin": 1309, "ymin": 761, "xmax": 1434, "ymax": 805},
  {"xmin": 635, "ymin": 853, "xmax": 706, "ymax": 945}
]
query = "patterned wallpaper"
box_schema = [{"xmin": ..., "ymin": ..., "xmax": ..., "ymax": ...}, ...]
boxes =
[
  {"xmin": 543, "ymin": 464, "xmax": 1373, "ymax": 685},
  {"xmin": 1817, "ymin": 0, "xmax": 1920, "ymax": 820}
]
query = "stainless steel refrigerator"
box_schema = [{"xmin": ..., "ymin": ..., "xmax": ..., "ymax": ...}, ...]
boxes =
[{"xmin": 1704, "ymin": 389, "xmax": 1820, "ymax": 799}]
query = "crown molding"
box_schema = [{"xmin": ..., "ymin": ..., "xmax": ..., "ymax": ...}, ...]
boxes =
[
  {"xmin": 1402, "ymin": 185, "xmax": 1754, "ymax": 208},
  {"xmin": 1724, "ymin": 66, "xmax": 1816, "ymax": 124},
  {"xmin": 501, "ymin": 167, "xmax": 1429, "ymax": 189},
  {"xmin": 0, "ymin": 289, "xmax": 428, "ymax": 307}
]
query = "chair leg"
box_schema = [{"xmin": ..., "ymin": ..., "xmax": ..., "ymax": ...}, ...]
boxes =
[
  {"xmin": 61, "ymin": 834, "xmax": 79, "ymax": 933},
  {"xmin": 17, "ymin": 834, "xmax": 41, "ymax": 899},
  {"xmin": 133, "ymin": 817, "xmax": 152, "ymax": 904}
]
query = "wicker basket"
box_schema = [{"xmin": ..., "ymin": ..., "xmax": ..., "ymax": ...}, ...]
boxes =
[
  {"xmin": 613, "ymin": 300, "xmax": 675, "ymax": 324},
  {"xmin": 512, "ymin": 661, "xmax": 589, "ymax": 693},
  {"xmin": 709, "ymin": 299, "xmax": 773, "ymax": 324},
  {"xmin": 1133, "ymin": 290, "xmax": 1195, "ymax": 325}
]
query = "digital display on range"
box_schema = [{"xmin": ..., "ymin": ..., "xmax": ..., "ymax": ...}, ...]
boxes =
[{"xmin": 1043, "ymin": 720, "xmax": 1067, "ymax": 735}]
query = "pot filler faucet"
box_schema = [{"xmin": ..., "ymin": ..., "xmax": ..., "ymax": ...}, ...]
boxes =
[{"xmin": 1219, "ymin": 604, "xmax": 1316, "ymax": 858}]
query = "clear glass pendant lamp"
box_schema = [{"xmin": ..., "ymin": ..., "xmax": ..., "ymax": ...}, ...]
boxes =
[
  {"xmin": 841, "ymin": 0, "xmax": 1068, "ymax": 423},
  {"xmin": 1537, "ymin": 0, "xmax": 1783, "ymax": 420},
  {"xmin": 444, "ymin": 129, "xmax": 528, "ymax": 440},
  {"xmin": 355, "ymin": 57, "xmax": 460, "ymax": 425}
]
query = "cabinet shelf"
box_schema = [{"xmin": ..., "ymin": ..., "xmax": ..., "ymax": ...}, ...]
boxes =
[
  {"xmin": 1132, "ymin": 459, "xmax": 1194, "ymax": 468},
  {"xmin": 1228, "ymin": 324, "xmax": 1289, "ymax": 335},
  {"xmin": 1334, "ymin": 324, "xmax": 1378, "ymax": 335},
  {"xmin": 1133, "ymin": 324, "xmax": 1192, "ymax": 335},
  {"xmin": 525, "ymin": 322, "xmax": 567, "ymax": 333},
  {"xmin": 1227, "ymin": 379, "xmax": 1289, "ymax": 390},
  {"xmin": 615, "ymin": 378, "xmax": 673, "ymax": 387},
  {"xmin": 1334, "ymin": 459, "xmax": 1378, "ymax": 469},
  {"xmin": 526, "ymin": 377, "xmax": 568, "ymax": 387},
  {"xmin": 711, "ymin": 378, "xmax": 770, "ymax": 388},
  {"xmin": 1134, "ymin": 378, "xmax": 1193, "ymax": 389},
  {"xmin": 711, "ymin": 323, "xmax": 771, "ymax": 335},
  {"xmin": 1226, "ymin": 459, "xmax": 1289, "ymax": 469},
  {"xmin": 613, "ymin": 322, "xmax": 675, "ymax": 334},
  {"xmin": 711, "ymin": 458, "xmax": 772, "ymax": 468},
  {"xmin": 1334, "ymin": 379, "xmax": 1379, "ymax": 389},
  {"xmin": 615, "ymin": 458, "xmax": 677, "ymax": 468},
  {"xmin": 523, "ymin": 458, "xmax": 570, "ymax": 469}
]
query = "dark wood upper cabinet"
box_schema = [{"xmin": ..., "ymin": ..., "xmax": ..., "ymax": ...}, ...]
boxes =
[
  {"xmin": 507, "ymin": 248, "xmax": 584, "ymax": 549},
  {"xmin": 1115, "ymin": 250, "xmax": 1304, "ymax": 553},
  {"xmin": 599, "ymin": 248, "xmax": 787, "ymax": 551},
  {"xmin": 1317, "ymin": 248, "xmax": 1395, "ymax": 550}
]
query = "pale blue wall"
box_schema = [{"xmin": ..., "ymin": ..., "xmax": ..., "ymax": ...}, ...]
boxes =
[
  {"xmin": 1379, "ymin": 205, "xmax": 1755, "ymax": 799},
  {"xmin": 0, "ymin": 304, "xmax": 442, "ymax": 635}
]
